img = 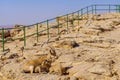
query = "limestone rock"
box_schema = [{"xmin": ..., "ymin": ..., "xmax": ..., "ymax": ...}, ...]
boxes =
[
  {"xmin": 0, "ymin": 30, "xmax": 10, "ymax": 38},
  {"xmin": 57, "ymin": 54, "xmax": 75, "ymax": 62},
  {"xmin": 87, "ymin": 63, "xmax": 112, "ymax": 76},
  {"xmin": 53, "ymin": 40, "xmax": 79, "ymax": 49}
]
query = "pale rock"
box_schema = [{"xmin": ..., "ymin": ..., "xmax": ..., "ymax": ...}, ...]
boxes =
[{"xmin": 87, "ymin": 63, "xmax": 112, "ymax": 76}]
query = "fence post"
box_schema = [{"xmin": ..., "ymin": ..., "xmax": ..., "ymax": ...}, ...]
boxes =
[
  {"xmin": 36, "ymin": 23, "xmax": 39, "ymax": 42},
  {"xmin": 67, "ymin": 14, "xmax": 69, "ymax": 33},
  {"xmin": 119, "ymin": 5, "xmax": 120, "ymax": 12},
  {"xmin": 109, "ymin": 5, "xmax": 111, "ymax": 13},
  {"xmin": 87, "ymin": 6, "xmax": 89, "ymax": 19},
  {"xmin": 95, "ymin": 5, "xmax": 97, "ymax": 14},
  {"xmin": 81, "ymin": 9, "xmax": 83, "ymax": 19},
  {"xmin": 116, "ymin": 5, "xmax": 120, "ymax": 13},
  {"xmin": 78, "ymin": 11, "xmax": 80, "ymax": 26},
  {"xmin": 72, "ymin": 13, "xmax": 74, "ymax": 21},
  {"xmin": 92, "ymin": 5, "xmax": 94, "ymax": 14},
  {"xmin": 57, "ymin": 17, "xmax": 60, "ymax": 35},
  {"xmin": 2, "ymin": 28, "xmax": 5, "ymax": 52},
  {"xmin": 23, "ymin": 26, "xmax": 26, "ymax": 46},
  {"xmin": 47, "ymin": 20, "xmax": 49, "ymax": 39},
  {"xmin": 116, "ymin": 5, "xmax": 117, "ymax": 12}
]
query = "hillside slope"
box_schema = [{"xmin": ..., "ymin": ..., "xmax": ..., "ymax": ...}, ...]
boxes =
[{"xmin": 0, "ymin": 13, "xmax": 120, "ymax": 80}]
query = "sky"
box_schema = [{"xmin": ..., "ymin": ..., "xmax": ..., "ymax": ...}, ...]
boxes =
[{"xmin": 0, "ymin": 0, "xmax": 119, "ymax": 26}]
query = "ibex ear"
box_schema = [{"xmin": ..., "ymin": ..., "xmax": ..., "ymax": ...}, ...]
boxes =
[
  {"xmin": 49, "ymin": 46, "xmax": 56, "ymax": 56},
  {"xmin": 42, "ymin": 60, "xmax": 47, "ymax": 65},
  {"xmin": 44, "ymin": 60, "xmax": 47, "ymax": 64}
]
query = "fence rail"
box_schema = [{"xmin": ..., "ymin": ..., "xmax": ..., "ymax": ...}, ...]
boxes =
[{"xmin": 1, "ymin": 4, "xmax": 120, "ymax": 52}]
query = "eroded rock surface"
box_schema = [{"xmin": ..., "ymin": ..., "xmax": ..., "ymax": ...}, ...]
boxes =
[{"xmin": 1, "ymin": 13, "xmax": 120, "ymax": 80}]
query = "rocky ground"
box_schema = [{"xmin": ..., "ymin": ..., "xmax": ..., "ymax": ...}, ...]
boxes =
[{"xmin": 0, "ymin": 13, "xmax": 120, "ymax": 80}]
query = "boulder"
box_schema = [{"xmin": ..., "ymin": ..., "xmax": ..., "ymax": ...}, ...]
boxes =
[
  {"xmin": 0, "ymin": 30, "xmax": 10, "ymax": 38},
  {"xmin": 10, "ymin": 28, "xmax": 22, "ymax": 37},
  {"xmin": 87, "ymin": 63, "xmax": 112, "ymax": 76},
  {"xmin": 53, "ymin": 40, "xmax": 79, "ymax": 49}
]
